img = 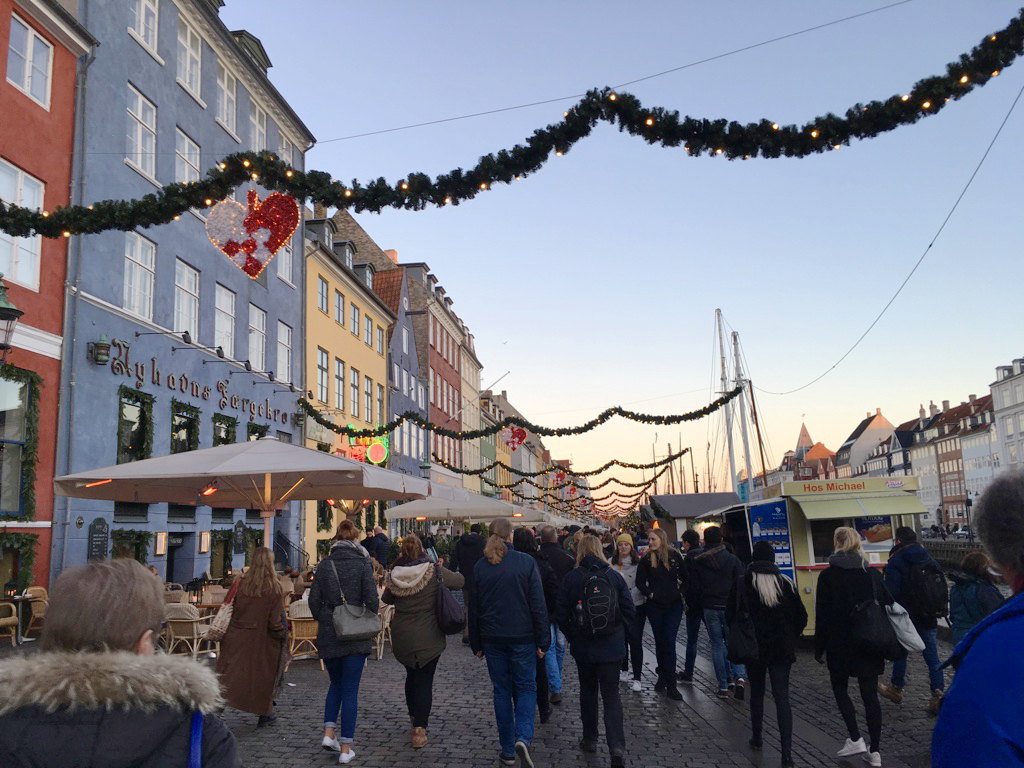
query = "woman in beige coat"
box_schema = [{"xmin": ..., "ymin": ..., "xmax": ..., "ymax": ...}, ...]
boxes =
[{"xmin": 382, "ymin": 533, "xmax": 464, "ymax": 748}]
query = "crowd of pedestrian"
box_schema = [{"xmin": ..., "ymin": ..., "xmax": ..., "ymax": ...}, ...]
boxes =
[{"xmin": 5, "ymin": 471, "xmax": 1024, "ymax": 767}]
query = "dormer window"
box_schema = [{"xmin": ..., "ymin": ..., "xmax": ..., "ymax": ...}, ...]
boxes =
[
  {"xmin": 322, "ymin": 226, "xmax": 333, "ymax": 251},
  {"xmin": 364, "ymin": 269, "xmax": 373, "ymax": 290}
]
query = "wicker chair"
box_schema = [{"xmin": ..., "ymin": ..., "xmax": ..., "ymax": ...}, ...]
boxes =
[
  {"xmin": 374, "ymin": 603, "xmax": 395, "ymax": 661},
  {"xmin": 165, "ymin": 602, "xmax": 213, "ymax": 658},
  {"xmin": 198, "ymin": 586, "xmax": 227, "ymax": 617},
  {"xmin": 163, "ymin": 590, "xmax": 189, "ymax": 604},
  {"xmin": 0, "ymin": 602, "xmax": 17, "ymax": 647},
  {"xmin": 23, "ymin": 586, "xmax": 47, "ymax": 637},
  {"xmin": 286, "ymin": 599, "xmax": 323, "ymax": 670}
]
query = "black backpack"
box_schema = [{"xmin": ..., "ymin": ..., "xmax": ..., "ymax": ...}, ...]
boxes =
[
  {"xmin": 575, "ymin": 567, "xmax": 622, "ymax": 637},
  {"xmin": 905, "ymin": 560, "xmax": 949, "ymax": 620}
]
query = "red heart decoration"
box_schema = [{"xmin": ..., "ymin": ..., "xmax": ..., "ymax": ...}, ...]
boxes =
[{"xmin": 206, "ymin": 191, "xmax": 299, "ymax": 279}]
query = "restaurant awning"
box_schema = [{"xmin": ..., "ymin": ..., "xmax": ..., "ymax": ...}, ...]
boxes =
[
  {"xmin": 790, "ymin": 492, "xmax": 927, "ymax": 521},
  {"xmin": 651, "ymin": 492, "xmax": 742, "ymax": 519},
  {"xmin": 386, "ymin": 495, "xmax": 513, "ymax": 522}
]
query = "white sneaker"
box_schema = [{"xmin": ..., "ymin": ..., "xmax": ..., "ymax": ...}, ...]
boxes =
[
  {"xmin": 838, "ymin": 738, "xmax": 867, "ymax": 757},
  {"xmin": 339, "ymin": 748, "xmax": 356, "ymax": 764},
  {"xmin": 630, "ymin": 680, "xmax": 642, "ymax": 692},
  {"xmin": 863, "ymin": 751, "xmax": 882, "ymax": 767},
  {"xmin": 322, "ymin": 736, "xmax": 340, "ymax": 752}
]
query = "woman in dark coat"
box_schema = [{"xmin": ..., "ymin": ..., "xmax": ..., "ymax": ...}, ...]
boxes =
[
  {"xmin": 949, "ymin": 550, "xmax": 1004, "ymax": 644},
  {"xmin": 635, "ymin": 528, "xmax": 685, "ymax": 699},
  {"xmin": 557, "ymin": 535, "xmax": 635, "ymax": 768},
  {"xmin": 814, "ymin": 527, "xmax": 895, "ymax": 768},
  {"xmin": 727, "ymin": 541, "xmax": 807, "ymax": 767},
  {"xmin": 309, "ymin": 520, "xmax": 379, "ymax": 764},
  {"xmin": 513, "ymin": 527, "xmax": 560, "ymax": 723},
  {"xmin": 217, "ymin": 547, "xmax": 288, "ymax": 727},
  {"xmin": 382, "ymin": 533, "xmax": 464, "ymax": 749}
]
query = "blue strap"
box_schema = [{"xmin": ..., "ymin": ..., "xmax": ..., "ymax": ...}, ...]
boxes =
[{"xmin": 189, "ymin": 711, "xmax": 203, "ymax": 768}]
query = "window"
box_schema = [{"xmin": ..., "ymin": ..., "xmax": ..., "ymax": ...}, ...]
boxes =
[
  {"xmin": 334, "ymin": 359, "xmax": 345, "ymax": 411},
  {"xmin": 277, "ymin": 322, "xmax": 292, "ymax": 383},
  {"xmin": 351, "ymin": 305, "xmax": 360, "ymax": 336},
  {"xmin": 428, "ymin": 368, "xmax": 434, "ymax": 404},
  {"xmin": 418, "ymin": 384, "xmax": 425, "ymax": 410},
  {"xmin": 247, "ymin": 423, "xmax": 268, "ymax": 441},
  {"xmin": 126, "ymin": 85, "xmax": 156, "ymax": 178},
  {"xmin": 173, "ymin": 260, "xmax": 199, "ymax": 339},
  {"xmin": 248, "ymin": 304, "xmax": 266, "ymax": 370},
  {"xmin": 176, "ymin": 16, "xmax": 201, "ymax": 97},
  {"xmin": 402, "ymin": 369, "xmax": 408, "ymax": 398},
  {"xmin": 364, "ymin": 269, "xmax": 373, "ymax": 290},
  {"xmin": 350, "ymin": 369, "xmax": 359, "ymax": 418},
  {"xmin": 377, "ymin": 384, "xmax": 385, "ymax": 425},
  {"xmin": 174, "ymin": 129, "xmax": 200, "ymax": 185},
  {"xmin": 117, "ymin": 388, "xmax": 152, "ymax": 464},
  {"xmin": 334, "ymin": 291, "xmax": 345, "ymax": 325},
  {"xmin": 278, "ymin": 136, "xmax": 293, "ymax": 167},
  {"xmin": 364, "ymin": 377, "xmax": 372, "ymax": 422},
  {"xmin": 6, "ymin": 14, "xmax": 52, "ymax": 108},
  {"xmin": 212, "ymin": 413, "xmax": 237, "ymax": 446},
  {"xmin": 170, "ymin": 401, "xmax": 199, "ymax": 454},
  {"xmin": 0, "ymin": 378, "xmax": 28, "ymax": 513},
  {"xmin": 123, "ymin": 232, "xmax": 155, "ymax": 319},
  {"xmin": 429, "ymin": 314, "xmax": 434, "ymax": 347},
  {"xmin": 216, "ymin": 62, "xmax": 236, "ymax": 134},
  {"xmin": 214, "ymin": 284, "xmax": 234, "ymax": 354},
  {"xmin": 377, "ymin": 327, "xmax": 385, "ymax": 355},
  {"xmin": 276, "ymin": 237, "xmax": 292, "ymax": 282},
  {"xmin": 129, "ymin": 0, "xmax": 158, "ymax": 53},
  {"xmin": 0, "ymin": 159, "xmax": 43, "ymax": 290},
  {"xmin": 365, "ymin": 316, "xmax": 373, "ymax": 346},
  {"xmin": 316, "ymin": 348, "xmax": 329, "ymax": 402},
  {"xmin": 249, "ymin": 104, "xmax": 266, "ymax": 151},
  {"xmin": 317, "ymin": 276, "xmax": 329, "ymax": 313},
  {"xmin": 402, "ymin": 327, "xmax": 409, "ymax": 354}
]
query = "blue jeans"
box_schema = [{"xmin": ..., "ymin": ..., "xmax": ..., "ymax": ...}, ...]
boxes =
[
  {"xmin": 545, "ymin": 623, "xmax": 566, "ymax": 693},
  {"xmin": 646, "ymin": 601, "xmax": 683, "ymax": 680},
  {"xmin": 683, "ymin": 609, "xmax": 703, "ymax": 677},
  {"xmin": 704, "ymin": 608, "xmax": 747, "ymax": 690},
  {"xmin": 891, "ymin": 626, "xmax": 944, "ymax": 692},
  {"xmin": 484, "ymin": 643, "xmax": 537, "ymax": 756},
  {"xmin": 324, "ymin": 654, "xmax": 367, "ymax": 743}
]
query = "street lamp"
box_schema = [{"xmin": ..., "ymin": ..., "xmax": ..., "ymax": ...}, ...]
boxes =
[
  {"xmin": 0, "ymin": 274, "xmax": 24, "ymax": 364},
  {"xmin": 965, "ymin": 493, "xmax": 976, "ymax": 543}
]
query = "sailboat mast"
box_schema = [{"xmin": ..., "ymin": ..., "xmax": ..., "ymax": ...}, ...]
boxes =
[
  {"xmin": 733, "ymin": 332, "xmax": 755, "ymax": 496},
  {"xmin": 717, "ymin": 310, "xmax": 738, "ymax": 493}
]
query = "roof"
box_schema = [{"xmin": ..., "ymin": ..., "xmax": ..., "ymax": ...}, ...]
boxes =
[
  {"xmin": 795, "ymin": 423, "xmax": 813, "ymax": 452},
  {"xmin": 330, "ymin": 210, "xmax": 397, "ymax": 274},
  {"xmin": 651, "ymin": 492, "xmax": 741, "ymax": 519},
  {"xmin": 804, "ymin": 442, "xmax": 835, "ymax": 461},
  {"xmin": 372, "ymin": 269, "xmax": 404, "ymax": 315}
]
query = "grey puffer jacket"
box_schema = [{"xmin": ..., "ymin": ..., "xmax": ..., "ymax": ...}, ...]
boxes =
[{"xmin": 309, "ymin": 540, "xmax": 380, "ymax": 658}]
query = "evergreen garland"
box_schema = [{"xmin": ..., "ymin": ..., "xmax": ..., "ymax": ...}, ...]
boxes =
[
  {"xmin": 1, "ymin": 10, "xmax": 1021, "ymax": 238},
  {"xmin": 117, "ymin": 385, "xmax": 154, "ymax": 461},
  {"xmin": 435, "ymin": 445, "xmax": 690, "ymax": 478},
  {"xmin": 0, "ymin": 532, "xmax": 38, "ymax": 589},
  {"xmin": 482, "ymin": 463, "xmax": 672, "ymax": 492},
  {"xmin": 213, "ymin": 413, "xmax": 238, "ymax": 445},
  {"xmin": 171, "ymin": 399, "xmax": 201, "ymax": 452},
  {"xmin": 0, "ymin": 364, "xmax": 41, "ymax": 522},
  {"xmin": 110, "ymin": 529, "xmax": 154, "ymax": 564}
]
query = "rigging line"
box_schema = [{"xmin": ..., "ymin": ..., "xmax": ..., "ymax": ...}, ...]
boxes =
[
  {"xmin": 757, "ymin": 72, "xmax": 1024, "ymax": 397},
  {"xmin": 528, "ymin": 386, "xmax": 710, "ymax": 416},
  {"xmin": 314, "ymin": 0, "xmax": 914, "ymax": 146}
]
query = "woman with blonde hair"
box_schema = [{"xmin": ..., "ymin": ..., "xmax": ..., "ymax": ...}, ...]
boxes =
[
  {"xmin": 635, "ymin": 527, "xmax": 685, "ymax": 699},
  {"xmin": 469, "ymin": 519, "xmax": 549, "ymax": 768},
  {"xmin": 814, "ymin": 527, "xmax": 895, "ymax": 767},
  {"xmin": 217, "ymin": 547, "xmax": 288, "ymax": 729}
]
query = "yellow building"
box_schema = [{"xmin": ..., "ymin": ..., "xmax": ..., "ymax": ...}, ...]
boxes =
[
  {"xmin": 302, "ymin": 218, "xmax": 395, "ymax": 562},
  {"xmin": 495, "ymin": 431, "xmax": 513, "ymax": 503}
]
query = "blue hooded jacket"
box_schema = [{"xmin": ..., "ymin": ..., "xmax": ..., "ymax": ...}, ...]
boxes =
[
  {"xmin": 932, "ymin": 590, "xmax": 1024, "ymax": 766},
  {"xmin": 884, "ymin": 542, "xmax": 942, "ymax": 629}
]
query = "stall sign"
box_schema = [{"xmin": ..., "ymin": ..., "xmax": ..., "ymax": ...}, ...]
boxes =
[
  {"xmin": 748, "ymin": 500, "xmax": 795, "ymax": 581},
  {"xmin": 855, "ymin": 516, "xmax": 894, "ymax": 553},
  {"xmin": 232, "ymin": 520, "xmax": 246, "ymax": 554}
]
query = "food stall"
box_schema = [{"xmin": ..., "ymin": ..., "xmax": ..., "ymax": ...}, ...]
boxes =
[{"xmin": 709, "ymin": 477, "xmax": 926, "ymax": 634}]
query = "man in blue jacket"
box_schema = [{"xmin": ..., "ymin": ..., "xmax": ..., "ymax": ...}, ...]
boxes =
[
  {"xmin": 933, "ymin": 472, "xmax": 1024, "ymax": 766},
  {"xmin": 878, "ymin": 527, "xmax": 946, "ymax": 714}
]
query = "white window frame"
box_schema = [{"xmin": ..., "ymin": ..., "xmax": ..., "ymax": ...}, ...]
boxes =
[
  {"xmin": 316, "ymin": 347, "xmax": 329, "ymax": 403},
  {"xmin": 335, "ymin": 359, "xmax": 345, "ymax": 411},
  {"xmin": 216, "ymin": 61, "xmax": 237, "ymax": 136},
  {"xmin": 402, "ymin": 327, "xmax": 409, "ymax": 355},
  {"xmin": 176, "ymin": 16, "xmax": 202, "ymax": 100},
  {"xmin": 0, "ymin": 158, "xmax": 43, "ymax": 291},
  {"xmin": 377, "ymin": 384, "xmax": 385, "ymax": 424},
  {"xmin": 275, "ymin": 237, "xmax": 292, "ymax": 283},
  {"xmin": 351, "ymin": 305, "xmax": 360, "ymax": 337},
  {"xmin": 126, "ymin": 84, "xmax": 157, "ymax": 180},
  {"xmin": 174, "ymin": 128, "xmax": 200, "ymax": 184},
  {"xmin": 317, "ymin": 276, "xmax": 329, "ymax": 313},
  {"xmin": 377, "ymin": 326, "xmax": 385, "ymax": 355},
  {"xmin": 214, "ymin": 284, "xmax": 235, "ymax": 355},
  {"xmin": 350, "ymin": 368, "xmax": 360, "ymax": 419},
  {"xmin": 364, "ymin": 376, "xmax": 372, "ymax": 423},
  {"xmin": 334, "ymin": 290, "xmax": 344, "ymax": 326},
  {"xmin": 278, "ymin": 136, "xmax": 293, "ymax": 167},
  {"xmin": 123, "ymin": 232, "xmax": 156, "ymax": 320},
  {"xmin": 249, "ymin": 103, "xmax": 266, "ymax": 152},
  {"xmin": 364, "ymin": 316, "xmax": 372, "ymax": 346},
  {"xmin": 277, "ymin": 322, "xmax": 292, "ymax": 384},
  {"xmin": 248, "ymin": 304, "xmax": 266, "ymax": 371},
  {"xmin": 173, "ymin": 259, "xmax": 199, "ymax": 340},
  {"xmin": 129, "ymin": 0, "xmax": 159, "ymax": 57},
  {"xmin": 6, "ymin": 13, "xmax": 52, "ymax": 109}
]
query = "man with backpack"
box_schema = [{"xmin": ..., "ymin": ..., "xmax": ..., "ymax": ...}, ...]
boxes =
[
  {"xmin": 557, "ymin": 535, "xmax": 636, "ymax": 768},
  {"xmin": 879, "ymin": 526, "xmax": 948, "ymax": 715},
  {"xmin": 539, "ymin": 526, "xmax": 575, "ymax": 705}
]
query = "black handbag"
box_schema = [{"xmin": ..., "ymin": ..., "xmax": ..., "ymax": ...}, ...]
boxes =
[
  {"xmin": 851, "ymin": 570, "xmax": 906, "ymax": 662},
  {"xmin": 727, "ymin": 577, "xmax": 760, "ymax": 665},
  {"xmin": 434, "ymin": 564, "xmax": 465, "ymax": 635}
]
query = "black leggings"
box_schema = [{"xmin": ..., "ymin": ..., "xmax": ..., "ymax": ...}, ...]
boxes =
[
  {"xmin": 621, "ymin": 603, "xmax": 647, "ymax": 679},
  {"xmin": 829, "ymin": 670, "xmax": 881, "ymax": 753},
  {"xmin": 404, "ymin": 657, "xmax": 439, "ymax": 728},
  {"xmin": 748, "ymin": 662, "xmax": 793, "ymax": 761}
]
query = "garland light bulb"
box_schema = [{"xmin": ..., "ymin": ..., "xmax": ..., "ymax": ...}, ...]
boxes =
[
  {"xmin": 772, "ymin": 123, "xmax": 779, "ymax": 130},
  {"xmin": 810, "ymin": 130, "xmax": 819, "ymax": 138},
  {"xmin": 993, "ymin": 70, "xmax": 1000, "ymax": 76},
  {"xmin": 901, "ymin": 94, "xmax": 910, "ymax": 101},
  {"xmin": 344, "ymin": 190, "xmax": 352, "ymax": 197},
  {"xmin": 645, "ymin": 118, "xmax": 654, "ymax": 126},
  {"xmin": 401, "ymin": 182, "xmax": 409, "ymax": 190},
  {"xmin": 609, "ymin": 93, "xmax": 617, "ymax": 100},
  {"xmin": 242, "ymin": 160, "xmax": 250, "ymax": 167},
  {"xmin": 285, "ymin": 170, "xmax": 293, "ymax": 177},
  {"xmin": 922, "ymin": 101, "xmax": 931, "ymax": 109},
  {"xmin": 961, "ymin": 75, "xmax": 969, "ymax": 83}
]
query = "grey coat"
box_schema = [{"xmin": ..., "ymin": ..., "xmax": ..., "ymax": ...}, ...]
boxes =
[{"xmin": 309, "ymin": 541, "xmax": 380, "ymax": 658}]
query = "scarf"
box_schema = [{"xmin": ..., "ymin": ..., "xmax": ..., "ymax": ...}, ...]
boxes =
[
  {"xmin": 332, "ymin": 539, "xmax": 370, "ymax": 558},
  {"xmin": 828, "ymin": 550, "xmax": 868, "ymax": 570}
]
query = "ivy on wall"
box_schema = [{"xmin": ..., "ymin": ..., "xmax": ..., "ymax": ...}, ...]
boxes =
[
  {"xmin": 0, "ymin": 364, "xmax": 41, "ymax": 522},
  {"xmin": 171, "ymin": 399, "xmax": 201, "ymax": 452},
  {"xmin": 247, "ymin": 423, "xmax": 269, "ymax": 440},
  {"xmin": 111, "ymin": 529, "xmax": 154, "ymax": 565},
  {"xmin": 117, "ymin": 385, "xmax": 154, "ymax": 462},
  {"xmin": 0, "ymin": 532, "xmax": 38, "ymax": 589},
  {"xmin": 212, "ymin": 413, "xmax": 238, "ymax": 446}
]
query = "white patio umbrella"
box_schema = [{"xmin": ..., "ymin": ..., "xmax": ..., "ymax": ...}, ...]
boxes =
[
  {"xmin": 387, "ymin": 494, "xmax": 513, "ymax": 522},
  {"xmin": 54, "ymin": 437, "xmax": 429, "ymax": 547}
]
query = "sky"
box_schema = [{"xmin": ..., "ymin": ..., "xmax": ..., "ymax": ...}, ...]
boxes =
[{"xmin": 221, "ymin": 1, "xmax": 1024, "ymax": 498}]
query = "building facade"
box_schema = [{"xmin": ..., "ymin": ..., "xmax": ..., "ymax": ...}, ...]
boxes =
[
  {"xmin": 991, "ymin": 359, "xmax": 1024, "ymax": 475},
  {"xmin": 459, "ymin": 332, "xmax": 482, "ymax": 495},
  {"xmin": 51, "ymin": 0, "xmax": 314, "ymax": 583},
  {"xmin": 0, "ymin": 0, "xmax": 93, "ymax": 588}
]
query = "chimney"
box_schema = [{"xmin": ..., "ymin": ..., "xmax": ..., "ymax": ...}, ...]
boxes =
[
  {"xmin": 929, "ymin": 401, "xmax": 939, "ymax": 417},
  {"xmin": 866, "ymin": 412, "xmax": 871, "ymax": 419},
  {"xmin": 919, "ymin": 404, "xmax": 926, "ymax": 420},
  {"xmin": 876, "ymin": 407, "xmax": 882, "ymax": 416},
  {"xmin": 313, "ymin": 202, "xmax": 327, "ymax": 219},
  {"xmin": 969, "ymin": 393, "xmax": 977, "ymax": 404},
  {"xmin": 384, "ymin": 249, "xmax": 399, "ymax": 264},
  {"xmin": 942, "ymin": 400, "xmax": 950, "ymax": 412}
]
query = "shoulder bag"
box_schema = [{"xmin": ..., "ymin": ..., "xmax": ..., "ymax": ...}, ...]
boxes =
[
  {"xmin": 327, "ymin": 560, "xmax": 382, "ymax": 641},
  {"xmin": 851, "ymin": 570, "xmax": 906, "ymax": 661},
  {"xmin": 727, "ymin": 576, "xmax": 760, "ymax": 665},
  {"xmin": 435, "ymin": 563, "xmax": 466, "ymax": 635},
  {"xmin": 886, "ymin": 600, "xmax": 926, "ymax": 652},
  {"xmin": 204, "ymin": 581, "xmax": 239, "ymax": 642},
  {"xmin": 189, "ymin": 711, "xmax": 203, "ymax": 768}
]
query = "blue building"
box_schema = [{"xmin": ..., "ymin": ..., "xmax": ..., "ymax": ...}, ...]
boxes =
[{"xmin": 51, "ymin": 0, "xmax": 314, "ymax": 583}]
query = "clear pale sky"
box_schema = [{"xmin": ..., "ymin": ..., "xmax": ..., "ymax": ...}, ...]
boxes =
[{"xmin": 222, "ymin": 1, "xmax": 1024, "ymax": 496}]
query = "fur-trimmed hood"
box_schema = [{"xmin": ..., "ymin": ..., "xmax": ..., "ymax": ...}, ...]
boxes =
[
  {"xmin": 0, "ymin": 651, "xmax": 223, "ymax": 716},
  {"xmin": 388, "ymin": 562, "xmax": 434, "ymax": 597}
]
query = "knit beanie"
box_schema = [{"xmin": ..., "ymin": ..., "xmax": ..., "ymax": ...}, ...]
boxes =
[
  {"xmin": 751, "ymin": 540, "xmax": 776, "ymax": 563},
  {"xmin": 616, "ymin": 533, "xmax": 633, "ymax": 546}
]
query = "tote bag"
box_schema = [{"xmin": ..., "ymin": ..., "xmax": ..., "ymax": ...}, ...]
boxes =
[
  {"xmin": 434, "ymin": 564, "xmax": 465, "ymax": 635},
  {"xmin": 204, "ymin": 581, "xmax": 239, "ymax": 642},
  {"xmin": 327, "ymin": 561, "xmax": 382, "ymax": 641},
  {"xmin": 886, "ymin": 601, "xmax": 926, "ymax": 652},
  {"xmin": 727, "ymin": 578, "xmax": 760, "ymax": 665},
  {"xmin": 851, "ymin": 571, "xmax": 906, "ymax": 661}
]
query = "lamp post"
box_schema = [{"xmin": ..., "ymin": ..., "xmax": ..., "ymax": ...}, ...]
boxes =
[
  {"xmin": 0, "ymin": 274, "xmax": 24, "ymax": 364},
  {"xmin": 965, "ymin": 493, "xmax": 975, "ymax": 543}
]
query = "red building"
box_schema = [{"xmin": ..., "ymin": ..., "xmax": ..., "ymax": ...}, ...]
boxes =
[{"xmin": 0, "ymin": 0, "xmax": 93, "ymax": 588}]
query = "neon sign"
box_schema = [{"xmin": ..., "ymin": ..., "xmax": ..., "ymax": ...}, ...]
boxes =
[{"xmin": 345, "ymin": 425, "xmax": 389, "ymax": 465}]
